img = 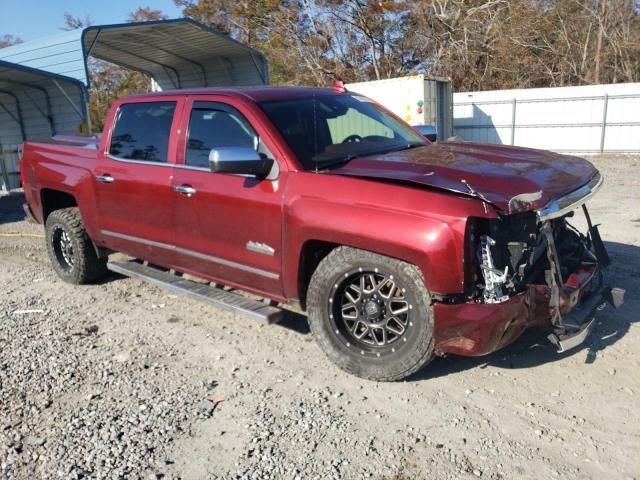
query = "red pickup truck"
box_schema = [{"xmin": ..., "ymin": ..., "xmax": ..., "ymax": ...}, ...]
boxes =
[{"xmin": 20, "ymin": 87, "xmax": 621, "ymax": 381}]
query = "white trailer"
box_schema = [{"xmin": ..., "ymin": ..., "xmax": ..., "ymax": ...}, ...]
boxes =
[{"xmin": 346, "ymin": 75, "xmax": 453, "ymax": 140}]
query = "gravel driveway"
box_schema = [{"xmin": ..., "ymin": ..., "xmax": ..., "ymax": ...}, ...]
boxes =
[{"xmin": 1, "ymin": 155, "xmax": 639, "ymax": 480}]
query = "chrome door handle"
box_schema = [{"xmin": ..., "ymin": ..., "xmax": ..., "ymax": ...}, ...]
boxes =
[
  {"xmin": 174, "ymin": 185, "xmax": 196, "ymax": 196},
  {"xmin": 96, "ymin": 175, "xmax": 115, "ymax": 183}
]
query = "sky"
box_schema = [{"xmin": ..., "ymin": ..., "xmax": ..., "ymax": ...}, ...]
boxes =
[{"xmin": 0, "ymin": 0, "xmax": 183, "ymax": 41}]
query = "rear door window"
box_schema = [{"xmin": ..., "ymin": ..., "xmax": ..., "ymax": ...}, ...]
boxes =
[{"xmin": 109, "ymin": 101, "xmax": 176, "ymax": 163}]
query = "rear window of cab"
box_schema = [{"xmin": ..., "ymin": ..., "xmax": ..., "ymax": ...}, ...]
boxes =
[{"xmin": 109, "ymin": 102, "xmax": 176, "ymax": 163}]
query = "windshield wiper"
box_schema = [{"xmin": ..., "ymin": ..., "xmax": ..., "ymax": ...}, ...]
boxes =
[
  {"xmin": 313, "ymin": 142, "xmax": 427, "ymax": 171},
  {"xmin": 390, "ymin": 142, "xmax": 425, "ymax": 153},
  {"xmin": 314, "ymin": 155, "xmax": 358, "ymax": 171}
]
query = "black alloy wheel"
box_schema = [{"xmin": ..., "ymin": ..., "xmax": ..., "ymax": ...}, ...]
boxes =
[{"xmin": 329, "ymin": 269, "xmax": 413, "ymax": 356}]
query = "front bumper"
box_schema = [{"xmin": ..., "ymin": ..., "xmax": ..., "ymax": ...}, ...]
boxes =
[
  {"xmin": 433, "ymin": 285, "xmax": 550, "ymax": 356},
  {"xmin": 432, "ymin": 262, "xmax": 624, "ymax": 357}
]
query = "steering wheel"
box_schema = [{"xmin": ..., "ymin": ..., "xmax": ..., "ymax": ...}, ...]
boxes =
[{"xmin": 342, "ymin": 134, "xmax": 363, "ymax": 144}]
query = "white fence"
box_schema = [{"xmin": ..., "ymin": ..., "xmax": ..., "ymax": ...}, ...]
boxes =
[{"xmin": 453, "ymin": 83, "xmax": 640, "ymax": 154}]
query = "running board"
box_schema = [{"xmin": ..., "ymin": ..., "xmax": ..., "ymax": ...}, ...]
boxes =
[{"xmin": 107, "ymin": 260, "xmax": 283, "ymax": 324}]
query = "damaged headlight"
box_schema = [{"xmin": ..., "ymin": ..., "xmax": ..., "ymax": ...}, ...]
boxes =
[
  {"xmin": 478, "ymin": 235, "xmax": 510, "ymax": 303},
  {"xmin": 468, "ymin": 212, "xmax": 539, "ymax": 302},
  {"xmin": 469, "ymin": 205, "xmax": 608, "ymax": 306}
]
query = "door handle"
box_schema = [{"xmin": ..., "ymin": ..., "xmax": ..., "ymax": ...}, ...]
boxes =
[
  {"xmin": 174, "ymin": 185, "xmax": 197, "ymax": 196},
  {"xmin": 96, "ymin": 175, "xmax": 115, "ymax": 183}
]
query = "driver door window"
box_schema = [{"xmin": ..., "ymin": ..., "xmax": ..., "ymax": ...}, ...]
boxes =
[{"xmin": 185, "ymin": 103, "xmax": 256, "ymax": 168}]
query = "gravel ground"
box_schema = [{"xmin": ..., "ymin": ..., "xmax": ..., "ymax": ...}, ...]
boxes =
[{"xmin": 1, "ymin": 155, "xmax": 639, "ymax": 480}]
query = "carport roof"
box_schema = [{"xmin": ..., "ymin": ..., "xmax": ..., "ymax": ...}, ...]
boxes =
[
  {"xmin": 0, "ymin": 59, "xmax": 87, "ymax": 140},
  {"xmin": 0, "ymin": 59, "xmax": 86, "ymax": 95},
  {"xmin": 0, "ymin": 60, "xmax": 88, "ymax": 191},
  {"xmin": 81, "ymin": 18, "xmax": 269, "ymax": 91}
]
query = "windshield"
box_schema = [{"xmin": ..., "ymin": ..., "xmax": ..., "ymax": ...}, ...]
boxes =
[{"xmin": 259, "ymin": 94, "xmax": 427, "ymax": 170}]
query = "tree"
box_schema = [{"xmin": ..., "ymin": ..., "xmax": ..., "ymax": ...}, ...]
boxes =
[
  {"xmin": 61, "ymin": 13, "xmax": 92, "ymax": 30},
  {"xmin": 173, "ymin": 0, "xmax": 237, "ymax": 35},
  {"xmin": 63, "ymin": 0, "xmax": 639, "ymax": 118},
  {"xmin": 0, "ymin": 34, "xmax": 23, "ymax": 48},
  {"xmin": 128, "ymin": 7, "xmax": 168, "ymax": 22}
]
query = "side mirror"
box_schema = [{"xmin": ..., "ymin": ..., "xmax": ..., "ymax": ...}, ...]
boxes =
[{"xmin": 208, "ymin": 147, "xmax": 274, "ymax": 178}]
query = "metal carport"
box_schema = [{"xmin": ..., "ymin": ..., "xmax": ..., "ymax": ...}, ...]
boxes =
[
  {"xmin": 0, "ymin": 18, "xmax": 269, "ymax": 192},
  {"xmin": 81, "ymin": 18, "xmax": 269, "ymax": 91},
  {"xmin": 0, "ymin": 60, "xmax": 87, "ymax": 192}
]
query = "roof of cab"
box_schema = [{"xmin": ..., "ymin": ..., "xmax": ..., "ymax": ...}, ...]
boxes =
[{"xmin": 126, "ymin": 86, "xmax": 347, "ymax": 103}]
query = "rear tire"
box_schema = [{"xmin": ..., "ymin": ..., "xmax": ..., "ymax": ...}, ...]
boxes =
[
  {"xmin": 45, "ymin": 207, "xmax": 108, "ymax": 284},
  {"xmin": 307, "ymin": 246, "xmax": 434, "ymax": 381}
]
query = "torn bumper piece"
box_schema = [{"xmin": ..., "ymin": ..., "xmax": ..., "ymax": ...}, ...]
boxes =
[{"xmin": 548, "ymin": 286, "xmax": 625, "ymax": 352}]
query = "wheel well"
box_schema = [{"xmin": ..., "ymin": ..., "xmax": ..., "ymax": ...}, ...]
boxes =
[
  {"xmin": 40, "ymin": 189, "xmax": 77, "ymax": 222},
  {"xmin": 298, "ymin": 240, "xmax": 339, "ymax": 310}
]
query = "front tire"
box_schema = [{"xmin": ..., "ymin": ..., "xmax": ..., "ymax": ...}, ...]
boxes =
[
  {"xmin": 307, "ymin": 247, "xmax": 434, "ymax": 381},
  {"xmin": 45, "ymin": 207, "xmax": 108, "ymax": 284}
]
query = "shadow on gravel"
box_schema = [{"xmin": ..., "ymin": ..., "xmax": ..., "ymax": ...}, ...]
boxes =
[
  {"xmin": 96, "ymin": 271, "xmax": 126, "ymax": 285},
  {"xmin": 408, "ymin": 240, "xmax": 640, "ymax": 382},
  {"xmin": 277, "ymin": 310, "xmax": 311, "ymax": 334},
  {"xmin": 0, "ymin": 191, "xmax": 26, "ymax": 225}
]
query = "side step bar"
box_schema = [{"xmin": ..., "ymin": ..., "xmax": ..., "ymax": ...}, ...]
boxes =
[{"xmin": 107, "ymin": 260, "xmax": 283, "ymax": 324}]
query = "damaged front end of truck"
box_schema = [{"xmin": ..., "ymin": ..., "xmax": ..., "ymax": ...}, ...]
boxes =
[
  {"xmin": 435, "ymin": 172, "xmax": 624, "ymax": 356},
  {"xmin": 332, "ymin": 142, "xmax": 625, "ymax": 356}
]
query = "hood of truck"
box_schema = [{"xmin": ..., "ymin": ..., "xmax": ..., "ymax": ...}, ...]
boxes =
[{"xmin": 332, "ymin": 142, "xmax": 599, "ymax": 214}]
